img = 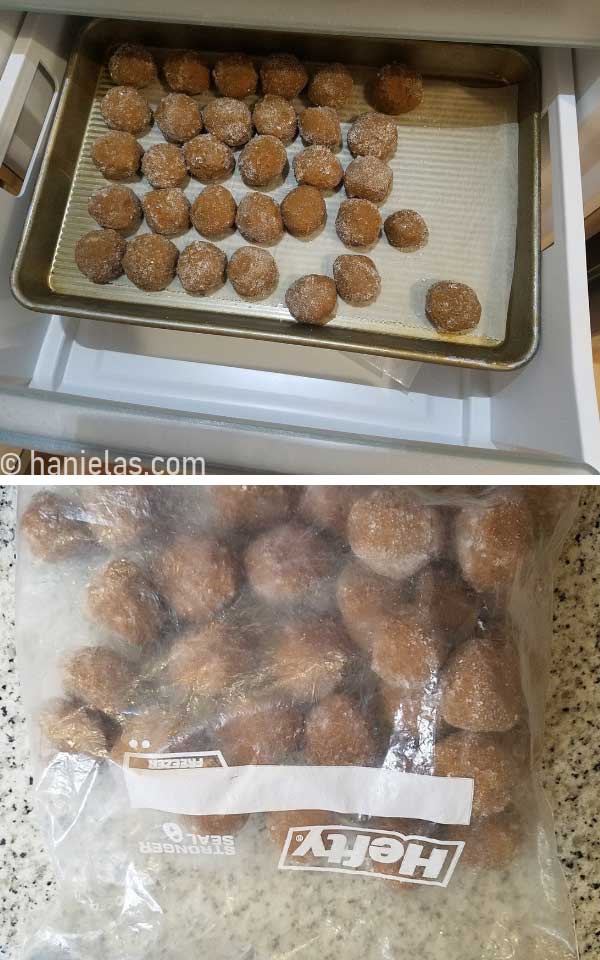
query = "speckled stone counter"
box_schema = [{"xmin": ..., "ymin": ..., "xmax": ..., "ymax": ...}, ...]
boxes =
[{"xmin": 0, "ymin": 486, "xmax": 599, "ymax": 959}]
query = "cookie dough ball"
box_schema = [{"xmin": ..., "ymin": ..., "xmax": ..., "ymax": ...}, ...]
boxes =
[
  {"xmin": 260, "ymin": 53, "xmax": 308, "ymax": 100},
  {"xmin": 143, "ymin": 188, "xmax": 190, "ymax": 236},
  {"xmin": 191, "ymin": 185, "xmax": 236, "ymax": 239},
  {"xmin": 308, "ymin": 63, "xmax": 353, "ymax": 109},
  {"xmin": 206, "ymin": 485, "xmax": 293, "ymax": 532},
  {"xmin": 92, "ymin": 131, "xmax": 143, "ymax": 180},
  {"xmin": 155, "ymin": 93, "xmax": 203, "ymax": 143},
  {"xmin": 40, "ymin": 698, "xmax": 109, "ymax": 758},
  {"xmin": 370, "ymin": 611, "xmax": 449, "ymax": 690},
  {"xmin": 177, "ymin": 241, "xmax": 226, "ymax": 295},
  {"xmin": 285, "ymin": 274, "xmax": 337, "ymax": 325},
  {"xmin": 426, "ymin": 281, "xmax": 481, "ymax": 334},
  {"xmin": 202, "ymin": 98, "xmax": 253, "ymax": 148},
  {"xmin": 239, "ymin": 135, "xmax": 287, "ymax": 188},
  {"xmin": 79, "ymin": 486, "xmax": 153, "ymax": 547},
  {"xmin": 455, "ymin": 490, "xmax": 534, "ymax": 594},
  {"xmin": 100, "ymin": 86, "xmax": 152, "ymax": 135},
  {"xmin": 141, "ymin": 142, "xmax": 186, "ymax": 188},
  {"xmin": 384, "ymin": 209, "xmax": 428, "ymax": 250},
  {"xmin": 213, "ymin": 53, "xmax": 258, "ymax": 99},
  {"xmin": 245, "ymin": 522, "xmax": 337, "ymax": 606},
  {"xmin": 88, "ymin": 185, "xmax": 142, "ymax": 232},
  {"xmin": 62, "ymin": 646, "xmax": 134, "ymax": 717},
  {"xmin": 228, "ymin": 246, "xmax": 278, "ymax": 298},
  {"xmin": 333, "ymin": 254, "xmax": 381, "ymax": 305},
  {"xmin": 108, "ymin": 43, "xmax": 157, "ymax": 89},
  {"xmin": 293, "ymin": 145, "xmax": 343, "ymax": 190},
  {"xmin": 220, "ymin": 701, "xmax": 303, "ymax": 764},
  {"xmin": 111, "ymin": 705, "xmax": 175, "ymax": 765},
  {"xmin": 75, "ymin": 229, "xmax": 125, "ymax": 284},
  {"xmin": 347, "ymin": 112, "xmax": 397, "ymax": 161},
  {"xmin": 153, "ymin": 534, "xmax": 238, "ymax": 622},
  {"xmin": 336, "ymin": 198, "xmax": 381, "ymax": 248},
  {"xmin": 167, "ymin": 622, "xmax": 253, "ymax": 699},
  {"xmin": 412, "ymin": 563, "xmax": 478, "ymax": 640},
  {"xmin": 87, "ymin": 558, "xmax": 165, "ymax": 648},
  {"xmin": 281, "ymin": 185, "xmax": 326, "ymax": 238},
  {"xmin": 181, "ymin": 813, "xmax": 249, "ymax": 836},
  {"xmin": 525, "ymin": 486, "xmax": 578, "ymax": 540},
  {"xmin": 21, "ymin": 492, "xmax": 94, "ymax": 562},
  {"xmin": 253, "ymin": 95, "xmax": 297, "ymax": 144},
  {"xmin": 344, "ymin": 156, "xmax": 392, "ymax": 204},
  {"xmin": 183, "ymin": 133, "xmax": 235, "ymax": 183},
  {"xmin": 348, "ymin": 488, "xmax": 444, "ymax": 580},
  {"xmin": 445, "ymin": 811, "xmax": 522, "ymax": 870},
  {"xmin": 236, "ymin": 192, "xmax": 283, "ymax": 245},
  {"xmin": 299, "ymin": 106, "xmax": 341, "ymax": 149},
  {"xmin": 441, "ymin": 637, "xmax": 523, "ymax": 733},
  {"xmin": 434, "ymin": 731, "xmax": 517, "ymax": 816},
  {"xmin": 299, "ymin": 486, "xmax": 362, "ymax": 536},
  {"xmin": 267, "ymin": 809, "xmax": 335, "ymax": 848},
  {"xmin": 123, "ymin": 234, "xmax": 178, "ymax": 291},
  {"xmin": 371, "ymin": 62, "xmax": 423, "ymax": 115},
  {"xmin": 336, "ymin": 559, "xmax": 405, "ymax": 651},
  {"xmin": 163, "ymin": 49, "xmax": 210, "ymax": 95},
  {"xmin": 271, "ymin": 616, "xmax": 353, "ymax": 702},
  {"xmin": 304, "ymin": 693, "xmax": 378, "ymax": 765}
]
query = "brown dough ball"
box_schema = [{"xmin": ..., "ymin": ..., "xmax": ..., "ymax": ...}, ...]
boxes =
[
  {"xmin": 344, "ymin": 156, "xmax": 392, "ymax": 204},
  {"xmin": 347, "ymin": 112, "xmax": 397, "ymax": 161},
  {"xmin": 88, "ymin": 185, "xmax": 142, "ymax": 232},
  {"xmin": 336, "ymin": 198, "xmax": 381, "ymax": 248},
  {"xmin": 79, "ymin": 486, "xmax": 152, "ymax": 547},
  {"xmin": 75, "ymin": 229, "xmax": 125, "ymax": 284},
  {"xmin": 213, "ymin": 53, "xmax": 258, "ymax": 99},
  {"xmin": 371, "ymin": 610, "xmax": 449, "ymax": 690},
  {"xmin": 455, "ymin": 490, "xmax": 534, "ymax": 594},
  {"xmin": 123, "ymin": 234, "xmax": 178, "ymax": 291},
  {"xmin": 440, "ymin": 636, "xmax": 523, "ymax": 733},
  {"xmin": 183, "ymin": 133, "xmax": 235, "ymax": 182},
  {"xmin": 155, "ymin": 93, "xmax": 202, "ymax": 143},
  {"xmin": 244, "ymin": 522, "xmax": 336, "ymax": 606},
  {"xmin": 92, "ymin": 131, "xmax": 143, "ymax": 180},
  {"xmin": 62, "ymin": 646, "xmax": 134, "ymax": 717},
  {"xmin": 177, "ymin": 241, "xmax": 226, "ymax": 295},
  {"xmin": 293, "ymin": 145, "xmax": 343, "ymax": 190},
  {"xmin": 239, "ymin": 135, "xmax": 287, "ymax": 188},
  {"xmin": 299, "ymin": 106, "xmax": 341, "ymax": 149},
  {"xmin": 270, "ymin": 615, "xmax": 353, "ymax": 702},
  {"xmin": 220, "ymin": 701, "xmax": 303, "ymax": 763},
  {"xmin": 153, "ymin": 534, "xmax": 238, "ymax": 622},
  {"xmin": 308, "ymin": 63, "xmax": 353, "ymax": 109},
  {"xmin": 384, "ymin": 209, "xmax": 429, "ymax": 250},
  {"xmin": 260, "ymin": 53, "xmax": 308, "ymax": 100},
  {"xmin": 167, "ymin": 621, "xmax": 253, "ymax": 698},
  {"xmin": 336, "ymin": 559, "xmax": 405, "ymax": 651},
  {"xmin": 21, "ymin": 492, "xmax": 94, "ymax": 561},
  {"xmin": 333, "ymin": 254, "xmax": 381, "ymax": 305},
  {"xmin": 236, "ymin": 192, "xmax": 283, "ymax": 245},
  {"xmin": 202, "ymin": 98, "xmax": 253, "ymax": 148},
  {"xmin": 191, "ymin": 185, "xmax": 236, "ymax": 239},
  {"xmin": 525, "ymin": 486, "xmax": 578, "ymax": 539},
  {"xmin": 285, "ymin": 274, "xmax": 337, "ymax": 325},
  {"xmin": 434, "ymin": 731, "xmax": 518, "ymax": 816},
  {"xmin": 267, "ymin": 809, "xmax": 336, "ymax": 848},
  {"xmin": 380, "ymin": 686, "xmax": 443, "ymax": 740},
  {"xmin": 281, "ymin": 185, "xmax": 326, "ymax": 238},
  {"xmin": 40, "ymin": 698, "xmax": 109, "ymax": 758},
  {"xmin": 206, "ymin": 485, "xmax": 292, "ymax": 531},
  {"xmin": 298, "ymin": 485, "xmax": 362, "ymax": 535},
  {"xmin": 180, "ymin": 813, "xmax": 249, "ymax": 836},
  {"xmin": 100, "ymin": 86, "xmax": 152, "ymax": 135},
  {"xmin": 412, "ymin": 563, "xmax": 478, "ymax": 641},
  {"xmin": 141, "ymin": 142, "xmax": 186, "ymax": 188},
  {"xmin": 426, "ymin": 281, "xmax": 482, "ymax": 334},
  {"xmin": 445, "ymin": 811, "xmax": 522, "ymax": 870},
  {"xmin": 253, "ymin": 95, "xmax": 297, "ymax": 144},
  {"xmin": 347, "ymin": 488, "xmax": 444, "ymax": 580},
  {"xmin": 371, "ymin": 62, "xmax": 423, "ymax": 115},
  {"xmin": 110, "ymin": 705, "xmax": 175, "ymax": 764},
  {"xmin": 228, "ymin": 246, "xmax": 278, "ymax": 299},
  {"xmin": 87, "ymin": 557, "xmax": 165, "ymax": 648},
  {"xmin": 108, "ymin": 43, "xmax": 157, "ymax": 89},
  {"xmin": 304, "ymin": 693, "xmax": 378, "ymax": 765},
  {"xmin": 143, "ymin": 188, "xmax": 190, "ymax": 236},
  {"xmin": 163, "ymin": 49, "xmax": 210, "ymax": 95}
]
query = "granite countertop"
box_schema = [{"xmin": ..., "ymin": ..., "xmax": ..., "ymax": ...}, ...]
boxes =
[{"xmin": 0, "ymin": 485, "xmax": 599, "ymax": 959}]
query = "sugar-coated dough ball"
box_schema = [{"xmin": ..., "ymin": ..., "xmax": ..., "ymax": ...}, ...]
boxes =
[
  {"xmin": 92, "ymin": 131, "xmax": 143, "ymax": 179},
  {"xmin": 299, "ymin": 106, "xmax": 341, "ymax": 149},
  {"xmin": 285, "ymin": 274, "xmax": 337, "ymax": 325},
  {"xmin": 281, "ymin": 184, "xmax": 326, "ymax": 238},
  {"xmin": 347, "ymin": 112, "xmax": 397, "ymax": 161},
  {"xmin": 75, "ymin": 229, "xmax": 126, "ymax": 284},
  {"xmin": 101, "ymin": 86, "xmax": 152, "ymax": 135},
  {"xmin": 344, "ymin": 156, "xmax": 392, "ymax": 204},
  {"xmin": 177, "ymin": 241, "xmax": 227, "ymax": 295},
  {"xmin": 87, "ymin": 557, "xmax": 165, "ymax": 648},
  {"xmin": 79, "ymin": 486, "xmax": 153, "ymax": 547},
  {"xmin": 141, "ymin": 142, "xmax": 186, "ymax": 188},
  {"xmin": 426, "ymin": 281, "xmax": 481, "ymax": 334},
  {"xmin": 167, "ymin": 621, "xmax": 253, "ymax": 698},
  {"xmin": 39, "ymin": 698, "xmax": 109, "ymax": 757},
  {"xmin": 213, "ymin": 53, "xmax": 258, "ymax": 99},
  {"xmin": 155, "ymin": 93, "xmax": 202, "ymax": 143},
  {"xmin": 455, "ymin": 490, "xmax": 534, "ymax": 593},
  {"xmin": 206, "ymin": 485, "xmax": 293, "ymax": 531},
  {"xmin": 153, "ymin": 534, "xmax": 238, "ymax": 622},
  {"xmin": 304, "ymin": 693, "xmax": 378, "ymax": 765},
  {"xmin": 220, "ymin": 701, "xmax": 303, "ymax": 764},
  {"xmin": 239, "ymin": 134, "xmax": 287, "ymax": 188},
  {"xmin": 524, "ymin": 486, "xmax": 579, "ymax": 539},
  {"xmin": 412, "ymin": 563, "xmax": 478, "ymax": 640},
  {"xmin": 371, "ymin": 62, "xmax": 423, "ymax": 115},
  {"xmin": 347, "ymin": 488, "xmax": 444, "ymax": 580},
  {"xmin": 244, "ymin": 522, "xmax": 336, "ymax": 606},
  {"xmin": 191, "ymin": 184, "xmax": 236, "ymax": 239},
  {"xmin": 370, "ymin": 611, "xmax": 449, "ymax": 690},
  {"xmin": 88, "ymin": 185, "xmax": 142, "ymax": 232},
  {"xmin": 308, "ymin": 63, "xmax": 353, "ymax": 109},
  {"xmin": 335, "ymin": 198, "xmax": 382, "ymax": 248},
  {"xmin": 440, "ymin": 636, "xmax": 523, "ymax": 733},
  {"xmin": 384, "ymin": 209, "xmax": 428, "ymax": 250},
  {"xmin": 21, "ymin": 492, "xmax": 94, "ymax": 561},
  {"xmin": 253, "ymin": 95, "xmax": 297, "ymax": 144},
  {"xmin": 180, "ymin": 813, "xmax": 249, "ymax": 836},
  {"xmin": 143, "ymin": 188, "xmax": 190, "ymax": 236},
  {"xmin": 336, "ymin": 558, "xmax": 405, "ymax": 651},
  {"xmin": 260, "ymin": 53, "xmax": 308, "ymax": 100},
  {"xmin": 228, "ymin": 246, "xmax": 278, "ymax": 298},
  {"xmin": 333, "ymin": 254, "xmax": 381, "ymax": 305},
  {"xmin": 123, "ymin": 234, "xmax": 178, "ymax": 291},
  {"xmin": 299, "ymin": 485, "xmax": 363, "ymax": 535},
  {"xmin": 270, "ymin": 615, "xmax": 353, "ymax": 702},
  {"xmin": 293, "ymin": 145, "xmax": 343, "ymax": 190},
  {"xmin": 62, "ymin": 646, "xmax": 134, "ymax": 717},
  {"xmin": 444, "ymin": 811, "xmax": 522, "ymax": 869},
  {"xmin": 434, "ymin": 731, "xmax": 517, "ymax": 816},
  {"xmin": 236, "ymin": 192, "xmax": 283, "ymax": 245},
  {"xmin": 202, "ymin": 98, "xmax": 253, "ymax": 148},
  {"xmin": 108, "ymin": 43, "xmax": 157, "ymax": 88},
  {"xmin": 163, "ymin": 49, "xmax": 210, "ymax": 95},
  {"xmin": 183, "ymin": 134, "xmax": 235, "ymax": 182},
  {"xmin": 111, "ymin": 705, "xmax": 176, "ymax": 764},
  {"xmin": 267, "ymin": 809, "xmax": 335, "ymax": 847}
]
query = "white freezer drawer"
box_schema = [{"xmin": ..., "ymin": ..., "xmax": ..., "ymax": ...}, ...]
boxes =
[{"xmin": 0, "ymin": 14, "xmax": 598, "ymax": 474}]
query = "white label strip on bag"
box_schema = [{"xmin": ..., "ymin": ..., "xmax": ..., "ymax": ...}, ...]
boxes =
[{"xmin": 122, "ymin": 753, "xmax": 474, "ymax": 825}]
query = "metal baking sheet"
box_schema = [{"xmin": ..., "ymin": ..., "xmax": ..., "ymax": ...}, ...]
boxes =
[{"xmin": 11, "ymin": 19, "xmax": 540, "ymax": 369}]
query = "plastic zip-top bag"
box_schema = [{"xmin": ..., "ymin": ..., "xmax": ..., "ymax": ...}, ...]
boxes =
[{"xmin": 15, "ymin": 484, "xmax": 579, "ymax": 960}]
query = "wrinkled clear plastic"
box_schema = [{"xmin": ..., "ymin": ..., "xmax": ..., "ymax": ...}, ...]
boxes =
[{"xmin": 16, "ymin": 484, "xmax": 579, "ymax": 960}]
